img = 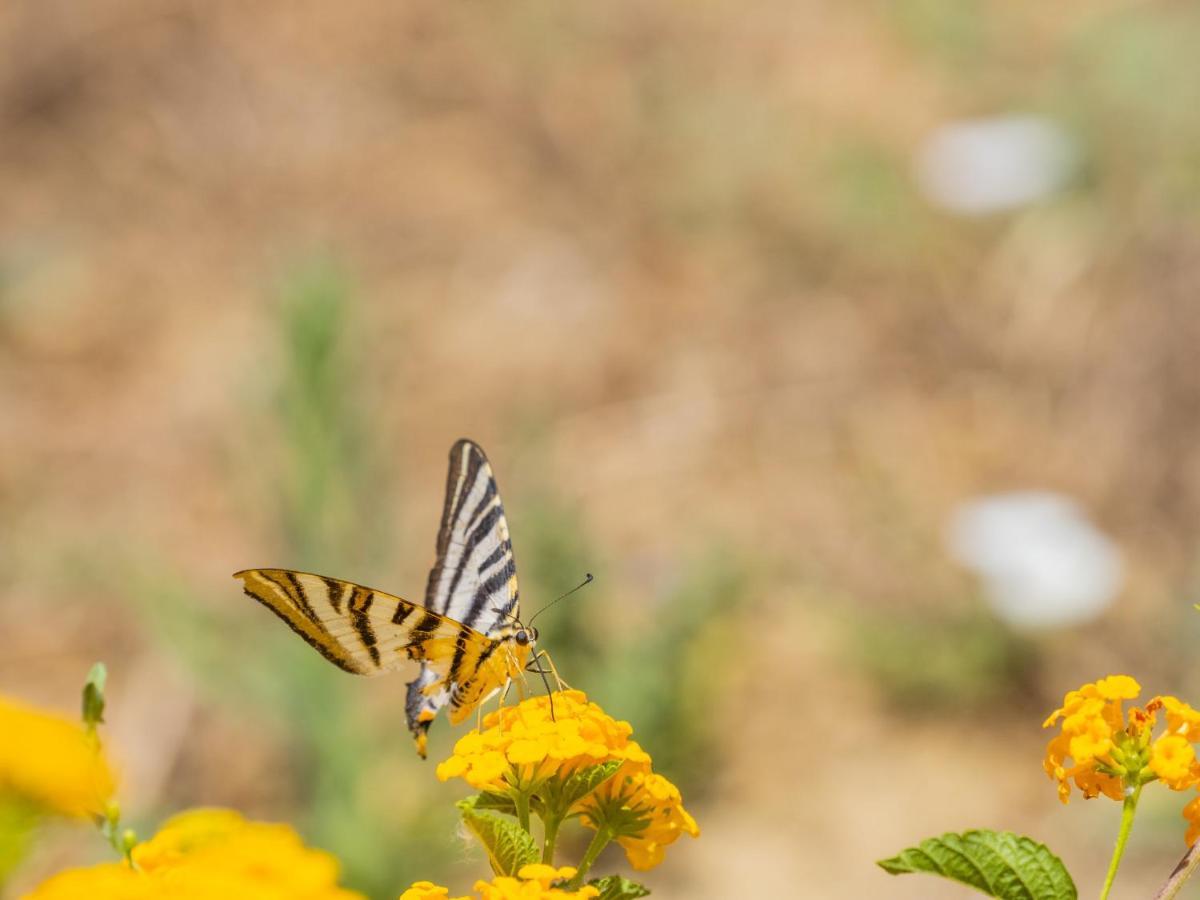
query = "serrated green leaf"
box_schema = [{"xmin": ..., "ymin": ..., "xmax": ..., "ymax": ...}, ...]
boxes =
[
  {"xmin": 587, "ymin": 874, "xmax": 651, "ymax": 900},
  {"xmin": 458, "ymin": 796, "xmax": 539, "ymax": 877},
  {"xmin": 81, "ymin": 662, "xmax": 107, "ymax": 729},
  {"xmin": 560, "ymin": 760, "xmax": 623, "ymax": 809},
  {"xmin": 877, "ymin": 830, "xmax": 1076, "ymax": 900}
]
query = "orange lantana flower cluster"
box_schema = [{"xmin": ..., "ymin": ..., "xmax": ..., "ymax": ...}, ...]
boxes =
[{"xmin": 1044, "ymin": 675, "xmax": 1200, "ymax": 844}]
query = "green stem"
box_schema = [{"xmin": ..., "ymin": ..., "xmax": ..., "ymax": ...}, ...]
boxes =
[
  {"xmin": 569, "ymin": 827, "xmax": 612, "ymax": 889},
  {"xmin": 514, "ymin": 791, "xmax": 531, "ymax": 835},
  {"xmin": 542, "ymin": 814, "xmax": 562, "ymax": 865},
  {"xmin": 1100, "ymin": 783, "xmax": 1143, "ymax": 900}
]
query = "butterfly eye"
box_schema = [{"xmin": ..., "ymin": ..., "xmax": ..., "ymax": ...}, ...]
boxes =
[{"xmin": 515, "ymin": 630, "xmax": 529, "ymax": 646}]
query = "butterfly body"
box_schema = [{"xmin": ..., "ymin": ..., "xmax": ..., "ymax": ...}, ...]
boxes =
[{"xmin": 235, "ymin": 439, "xmax": 537, "ymax": 757}]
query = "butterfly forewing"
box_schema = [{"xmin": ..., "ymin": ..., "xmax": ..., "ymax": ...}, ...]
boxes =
[
  {"xmin": 425, "ymin": 439, "xmax": 520, "ymax": 634},
  {"xmin": 234, "ymin": 568, "xmax": 489, "ymax": 676}
]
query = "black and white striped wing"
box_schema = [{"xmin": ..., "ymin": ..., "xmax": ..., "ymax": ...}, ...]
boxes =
[{"xmin": 423, "ymin": 438, "xmax": 520, "ymax": 636}]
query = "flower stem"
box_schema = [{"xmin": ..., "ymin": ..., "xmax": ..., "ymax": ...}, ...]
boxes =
[
  {"xmin": 1100, "ymin": 784, "xmax": 1143, "ymax": 900},
  {"xmin": 514, "ymin": 791, "xmax": 531, "ymax": 835},
  {"xmin": 1151, "ymin": 840, "xmax": 1200, "ymax": 900},
  {"xmin": 542, "ymin": 814, "xmax": 562, "ymax": 865},
  {"xmin": 569, "ymin": 827, "xmax": 612, "ymax": 889}
]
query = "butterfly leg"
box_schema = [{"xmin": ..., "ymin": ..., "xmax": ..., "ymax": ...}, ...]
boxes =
[
  {"xmin": 526, "ymin": 650, "xmax": 570, "ymax": 691},
  {"xmin": 482, "ymin": 676, "xmax": 515, "ymax": 733},
  {"xmin": 524, "ymin": 650, "xmax": 565, "ymax": 721},
  {"xmin": 493, "ymin": 677, "xmax": 515, "ymax": 736}
]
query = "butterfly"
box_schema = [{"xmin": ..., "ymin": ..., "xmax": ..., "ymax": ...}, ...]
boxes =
[{"xmin": 234, "ymin": 438, "xmax": 550, "ymax": 757}]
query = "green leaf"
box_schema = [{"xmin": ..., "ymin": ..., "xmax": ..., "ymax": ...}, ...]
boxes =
[
  {"xmin": 474, "ymin": 791, "xmax": 518, "ymax": 815},
  {"xmin": 587, "ymin": 874, "xmax": 651, "ymax": 900},
  {"xmin": 559, "ymin": 760, "xmax": 623, "ymax": 809},
  {"xmin": 877, "ymin": 830, "xmax": 1076, "ymax": 900},
  {"xmin": 81, "ymin": 662, "xmax": 107, "ymax": 729},
  {"xmin": 474, "ymin": 791, "xmax": 547, "ymax": 819},
  {"xmin": 457, "ymin": 796, "xmax": 539, "ymax": 877}
]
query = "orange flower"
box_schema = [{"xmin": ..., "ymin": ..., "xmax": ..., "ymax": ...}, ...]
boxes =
[{"xmin": 1045, "ymin": 676, "xmax": 1200, "ymax": 846}]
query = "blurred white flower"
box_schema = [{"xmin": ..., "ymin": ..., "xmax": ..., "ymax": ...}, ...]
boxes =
[
  {"xmin": 947, "ymin": 491, "xmax": 1123, "ymax": 628},
  {"xmin": 916, "ymin": 115, "xmax": 1078, "ymax": 215}
]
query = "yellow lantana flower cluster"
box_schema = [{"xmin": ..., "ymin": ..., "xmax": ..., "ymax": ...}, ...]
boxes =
[
  {"xmin": 580, "ymin": 764, "xmax": 700, "ymax": 870},
  {"xmin": 435, "ymin": 691, "xmax": 649, "ymax": 790},
  {"xmin": 400, "ymin": 865, "xmax": 599, "ymax": 900},
  {"xmin": 24, "ymin": 808, "xmax": 365, "ymax": 900},
  {"xmin": 436, "ymin": 691, "xmax": 698, "ymax": 871},
  {"xmin": 1044, "ymin": 675, "xmax": 1200, "ymax": 813},
  {"xmin": 0, "ymin": 694, "xmax": 116, "ymax": 819}
]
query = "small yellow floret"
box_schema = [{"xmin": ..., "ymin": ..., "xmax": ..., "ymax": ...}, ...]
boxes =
[
  {"xmin": 1185, "ymin": 792, "xmax": 1200, "ymax": 846},
  {"xmin": 1066, "ymin": 715, "xmax": 1114, "ymax": 763},
  {"xmin": 1095, "ymin": 675, "xmax": 1141, "ymax": 701},
  {"xmin": 1152, "ymin": 735, "xmax": 1199, "ymax": 788},
  {"xmin": 1161, "ymin": 696, "xmax": 1200, "ymax": 739}
]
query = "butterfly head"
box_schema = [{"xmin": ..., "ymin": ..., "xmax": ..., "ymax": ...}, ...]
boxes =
[{"xmin": 514, "ymin": 625, "xmax": 539, "ymax": 647}]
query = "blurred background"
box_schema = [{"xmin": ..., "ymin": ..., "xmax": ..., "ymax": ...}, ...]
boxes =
[{"xmin": 4, "ymin": 1, "xmax": 1200, "ymax": 897}]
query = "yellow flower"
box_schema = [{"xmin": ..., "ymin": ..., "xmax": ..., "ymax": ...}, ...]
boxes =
[
  {"xmin": 403, "ymin": 865, "xmax": 598, "ymax": 900},
  {"xmin": 474, "ymin": 864, "xmax": 598, "ymax": 899},
  {"xmin": 438, "ymin": 691, "xmax": 698, "ymax": 872},
  {"xmin": 577, "ymin": 760, "xmax": 700, "ymax": 871},
  {"xmin": 1161, "ymin": 696, "xmax": 1200, "ymax": 739},
  {"xmin": 1152, "ymin": 736, "xmax": 1196, "ymax": 787},
  {"xmin": 0, "ymin": 694, "xmax": 116, "ymax": 818},
  {"xmin": 1044, "ymin": 676, "xmax": 1200, "ymax": 810},
  {"xmin": 1043, "ymin": 675, "xmax": 1139, "ymax": 729},
  {"xmin": 400, "ymin": 882, "xmax": 471, "ymax": 900},
  {"xmin": 436, "ymin": 691, "xmax": 650, "ymax": 792},
  {"xmin": 1185, "ymin": 793, "xmax": 1200, "ymax": 846},
  {"xmin": 23, "ymin": 808, "xmax": 365, "ymax": 900}
]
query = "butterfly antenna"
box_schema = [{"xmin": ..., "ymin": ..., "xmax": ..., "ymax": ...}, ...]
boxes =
[{"xmin": 528, "ymin": 573, "xmax": 594, "ymax": 627}]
